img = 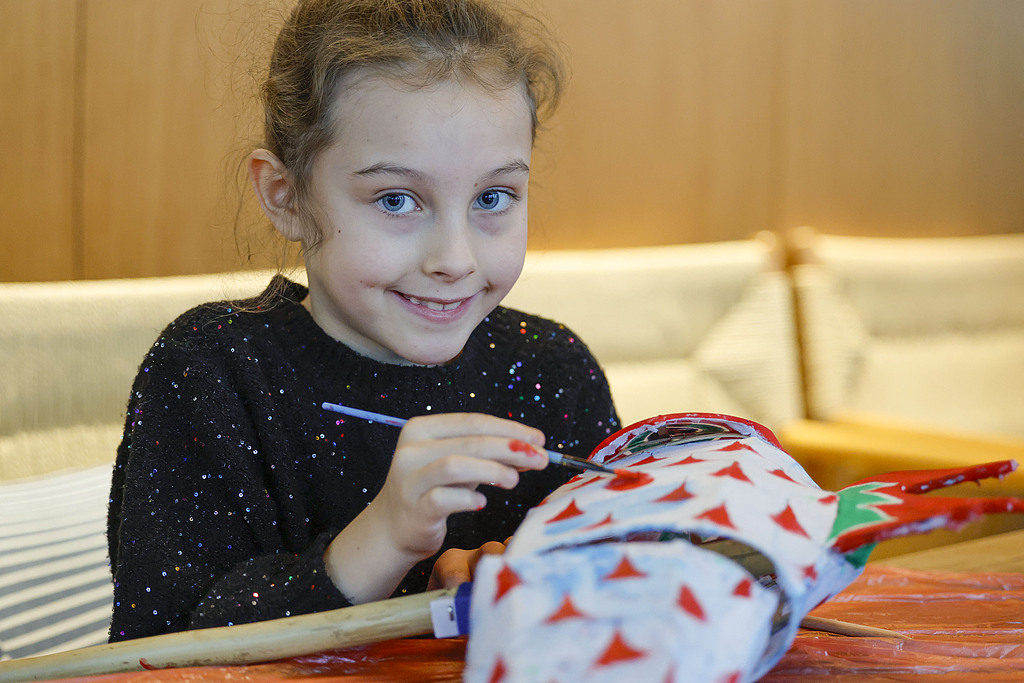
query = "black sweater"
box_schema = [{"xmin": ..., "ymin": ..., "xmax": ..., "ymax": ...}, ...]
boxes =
[{"xmin": 107, "ymin": 278, "xmax": 619, "ymax": 641}]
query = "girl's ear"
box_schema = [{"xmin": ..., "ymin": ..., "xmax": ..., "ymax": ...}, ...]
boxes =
[{"xmin": 248, "ymin": 149, "xmax": 305, "ymax": 242}]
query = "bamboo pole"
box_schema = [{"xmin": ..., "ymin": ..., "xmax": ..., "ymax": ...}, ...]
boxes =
[
  {"xmin": 0, "ymin": 586, "xmax": 458, "ymax": 683},
  {"xmin": 800, "ymin": 615, "xmax": 908, "ymax": 639}
]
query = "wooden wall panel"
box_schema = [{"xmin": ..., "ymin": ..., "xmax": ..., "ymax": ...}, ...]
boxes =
[
  {"xmin": 2, "ymin": 0, "xmax": 1023, "ymax": 282},
  {"xmin": 0, "ymin": 0, "xmax": 78, "ymax": 281},
  {"xmin": 530, "ymin": 0, "xmax": 781, "ymax": 249},
  {"xmin": 777, "ymin": 0, "xmax": 1024, "ymax": 237},
  {"xmin": 79, "ymin": 0, "xmax": 272, "ymax": 279}
]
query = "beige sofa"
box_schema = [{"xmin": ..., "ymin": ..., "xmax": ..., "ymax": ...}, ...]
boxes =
[{"xmin": 2, "ymin": 232, "xmax": 1023, "ymax": 660}]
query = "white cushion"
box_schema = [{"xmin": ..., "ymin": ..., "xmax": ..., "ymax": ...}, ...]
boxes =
[
  {"xmin": 793, "ymin": 233, "xmax": 1024, "ymax": 437},
  {"xmin": 504, "ymin": 243, "xmax": 804, "ymax": 429},
  {"xmin": 0, "ymin": 465, "xmax": 112, "ymax": 660}
]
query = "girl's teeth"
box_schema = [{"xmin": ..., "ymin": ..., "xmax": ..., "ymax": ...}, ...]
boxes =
[{"xmin": 407, "ymin": 296, "xmax": 460, "ymax": 311}]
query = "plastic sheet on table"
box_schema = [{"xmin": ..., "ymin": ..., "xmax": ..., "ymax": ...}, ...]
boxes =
[{"xmin": 72, "ymin": 565, "xmax": 1024, "ymax": 683}]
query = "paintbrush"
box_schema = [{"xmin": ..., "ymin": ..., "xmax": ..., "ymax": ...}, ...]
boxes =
[{"xmin": 321, "ymin": 402, "xmax": 630, "ymax": 477}]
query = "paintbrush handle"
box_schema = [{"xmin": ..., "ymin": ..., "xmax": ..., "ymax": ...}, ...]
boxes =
[
  {"xmin": 551, "ymin": 452, "xmax": 614, "ymax": 474},
  {"xmin": 321, "ymin": 402, "xmax": 614, "ymax": 474}
]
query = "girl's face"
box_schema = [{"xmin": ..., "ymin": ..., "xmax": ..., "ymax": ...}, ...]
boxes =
[{"xmin": 302, "ymin": 74, "xmax": 534, "ymax": 365}]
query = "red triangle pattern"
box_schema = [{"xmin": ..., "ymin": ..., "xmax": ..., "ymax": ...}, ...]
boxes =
[
  {"xmin": 696, "ymin": 503, "xmax": 736, "ymax": 529},
  {"xmin": 494, "ymin": 564, "xmax": 522, "ymax": 603},
  {"xmin": 716, "ymin": 441, "xmax": 757, "ymax": 454},
  {"xmin": 771, "ymin": 504, "xmax": 810, "ymax": 538},
  {"xmin": 819, "ymin": 493, "xmax": 838, "ymax": 505},
  {"xmin": 802, "ymin": 564, "xmax": 818, "ymax": 581},
  {"xmin": 569, "ymin": 476, "xmax": 605, "ymax": 491},
  {"xmin": 711, "ymin": 461, "xmax": 752, "ymax": 483},
  {"xmin": 604, "ymin": 555, "xmax": 647, "ymax": 580},
  {"xmin": 584, "ymin": 513, "xmax": 615, "ymax": 530},
  {"xmin": 667, "ymin": 455, "xmax": 707, "ymax": 467},
  {"xmin": 547, "ymin": 499, "xmax": 585, "ymax": 523},
  {"xmin": 768, "ymin": 468, "xmax": 798, "ymax": 483},
  {"xmin": 545, "ymin": 594, "xmax": 588, "ymax": 623},
  {"xmin": 677, "ymin": 584, "xmax": 706, "ymax": 621},
  {"xmin": 487, "ymin": 657, "xmax": 506, "ymax": 683},
  {"xmin": 720, "ymin": 672, "xmax": 742, "ymax": 683},
  {"xmin": 595, "ymin": 630, "xmax": 647, "ymax": 667},
  {"xmin": 732, "ymin": 577, "xmax": 753, "ymax": 597},
  {"xmin": 654, "ymin": 482, "xmax": 694, "ymax": 503},
  {"xmin": 632, "ymin": 455, "xmax": 663, "ymax": 466}
]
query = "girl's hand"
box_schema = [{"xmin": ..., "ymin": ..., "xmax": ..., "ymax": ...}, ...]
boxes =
[
  {"xmin": 427, "ymin": 540, "xmax": 507, "ymax": 590},
  {"xmin": 323, "ymin": 413, "xmax": 547, "ymax": 603},
  {"xmin": 374, "ymin": 413, "xmax": 547, "ymax": 558}
]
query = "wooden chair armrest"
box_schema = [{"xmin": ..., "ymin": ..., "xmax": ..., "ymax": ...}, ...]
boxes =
[{"xmin": 778, "ymin": 416, "xmax": 1024, "ymax": 494}]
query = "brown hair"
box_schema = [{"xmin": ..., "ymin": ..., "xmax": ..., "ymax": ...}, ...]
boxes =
[{"xmin": 258, "ymin": 0, "xmax": 566, "ymax": 250}]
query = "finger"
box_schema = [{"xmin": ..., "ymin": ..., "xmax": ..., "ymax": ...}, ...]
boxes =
[
  {"xmin": 415, "ymin": 454, "xmax": 524, "ymax": 493},
  {"xmin": 401, "ymin": 436, "xmax": 548, "ymax": 477},
  {"xmin": 428, "ymin": 548, "xmax": 473, "ymax": 590},
  {"xmin": 417, "ymin": 484, "xmax": 489, "ymax": 521},
  {"xmin": 402, "ymin": 413, "xmax": 545, "ymax": 447},
  {"xmin": 467, "ymin": 540, "xmax": 506, "ymax": 576}
]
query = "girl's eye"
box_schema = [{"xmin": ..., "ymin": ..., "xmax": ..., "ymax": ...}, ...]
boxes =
[
  {"xmin": 474, "ymin": 189, "xmax": 514, "ymax": 212},
  {"xmin": 376, "ymin": 193, "xmax": 418, "ymax": 215}
]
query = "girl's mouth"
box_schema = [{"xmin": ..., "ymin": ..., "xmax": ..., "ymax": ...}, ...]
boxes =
[{"xmin": 402, "ymin": 294, "xmax": 464, "ymax": 312}]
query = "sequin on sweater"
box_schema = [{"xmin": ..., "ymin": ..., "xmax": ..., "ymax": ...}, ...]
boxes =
[{"xmin": 107, "ymin": 278, "xmax": 619, "ymax": 641}]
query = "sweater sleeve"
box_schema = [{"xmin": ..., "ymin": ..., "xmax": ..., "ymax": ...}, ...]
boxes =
[{"xmin": 107, "ymin": 323, "xmax": 350, "ymax": 641}]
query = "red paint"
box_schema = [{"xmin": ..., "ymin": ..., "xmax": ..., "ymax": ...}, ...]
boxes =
[
  {"xmin": 584, "ymin": 513, "xmax": 615, "ymax": 530},
  {"xmin": 546, "ymin": 595, "xmax": 588, "ymax": 623},
  {"xmin": 771, "ymin": 504, "xmax": 811, "ymax": 538},
  {"xmin": 569, "ymin": 476, "xmax": 604, "ymax": 491},
  {"xmin": 733, "ymin": 577, "xmax": 753, "ymax": 597},
  {"xmin": 666, "ymin": 455, "xmax": 706, "ymax": 467},
  {"xmin": 595, "ymin": 631, "xmax": 647, "ymax": 666},
  {"xmin": 604, "ymin": 555, "xmax": 647, "ymax": 580},
  {"xmin": 547, "ymin": 499, "xmax": 585, "ymax": 522},
  {"xmin": 654, "ymin": 482, "xmax": 694, "ymax": 503},
  {"xmin": 606, "ymin": 470, "xmax": 653, "ymax": 490},
  {"xmin": 139, "ymin": 659, "xmax": 157, "ymax": 670},
  {"xmin": 696, "ymin": 503, "xmax": 736, "ymax": 529},
  {"xmin": 487, "ymin": 657, "xmax": 507, "ymax": 683},
  {"xmin": 508, "ymin": 439, "xmax": 540, "ymax": 456},
  {"xmin": 494, "ymin": 564, "xmax": 522, "ymax": 603},
  {"xmin": 716, "ymin": 441, "xmax": 757, "ymax": 454},
  {"xmin": 769, "ymin": 468, "xmax": 799, "ymax": 483},
  {"xmin": 677, "ymin": 585, "xmax": 706, "ymax": 621},
  {"xmin": 711, "ymin": 461, "xmax": 752, "ymax": 483},
  {"xmin": 632, "ymin": 455, "xmax": 663, "ymax": 466}
]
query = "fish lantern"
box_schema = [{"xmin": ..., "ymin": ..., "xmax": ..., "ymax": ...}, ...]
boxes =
[{"xmin": 463, "ymin": 413, "xmax": 1024, "ymax": 683}]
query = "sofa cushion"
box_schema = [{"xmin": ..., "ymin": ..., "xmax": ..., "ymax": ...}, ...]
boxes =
[
  {"xmin": 792, "ymin": 232, "xmax": 1024, "ymax": 438},
  {"xmin": 503, "ymin": 242, "xmax": 804, "ymax": 429},
  {"xmin": 0, "ymin": 465, "xmax": 112, "ymax": 660}
]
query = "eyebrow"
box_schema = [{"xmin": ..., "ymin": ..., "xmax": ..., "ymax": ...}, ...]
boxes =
[
  {"xmin": 351, "ymin": 163, "xmax": 426, "ymax": 180},
  {"xmin": 485, "ymin": 160, "xmax": 531, "ymax": 178},
  {"xmin": 351, "ymin": 159, "xmax": 530, "ymax": 181}
]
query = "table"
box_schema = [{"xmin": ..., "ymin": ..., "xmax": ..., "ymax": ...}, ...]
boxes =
[{"xmin": 8, "ymin": 531, "xmax": 1024, "ymax": 682}]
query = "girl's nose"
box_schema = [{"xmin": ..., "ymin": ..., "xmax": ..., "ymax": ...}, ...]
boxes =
[{"xmin": 422, "ymin": 215, "xmax": 478, "ymax": 282}]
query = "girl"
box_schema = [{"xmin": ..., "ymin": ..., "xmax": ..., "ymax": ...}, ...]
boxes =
[{"xmin": 107, "ymin": 0, "xmax": 619, "ymax": 641}]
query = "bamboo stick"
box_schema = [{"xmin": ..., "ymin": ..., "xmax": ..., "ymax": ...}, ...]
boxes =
[
  {"xmin": 0, "ymin": 586, "xmax": 457, "ymax": 683},
  {"xmin": 0, "ymin": 582, "xmax": 907, "ymax": 682},
  {"xmin": 800, "ymin": 615, "xmax": 908, "ymax": 639}
]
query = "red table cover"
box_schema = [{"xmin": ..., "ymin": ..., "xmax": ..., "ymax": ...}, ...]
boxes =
[{"xmin": 71, "ymin": 565, "xmax": 1024, "ymax": 682}]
